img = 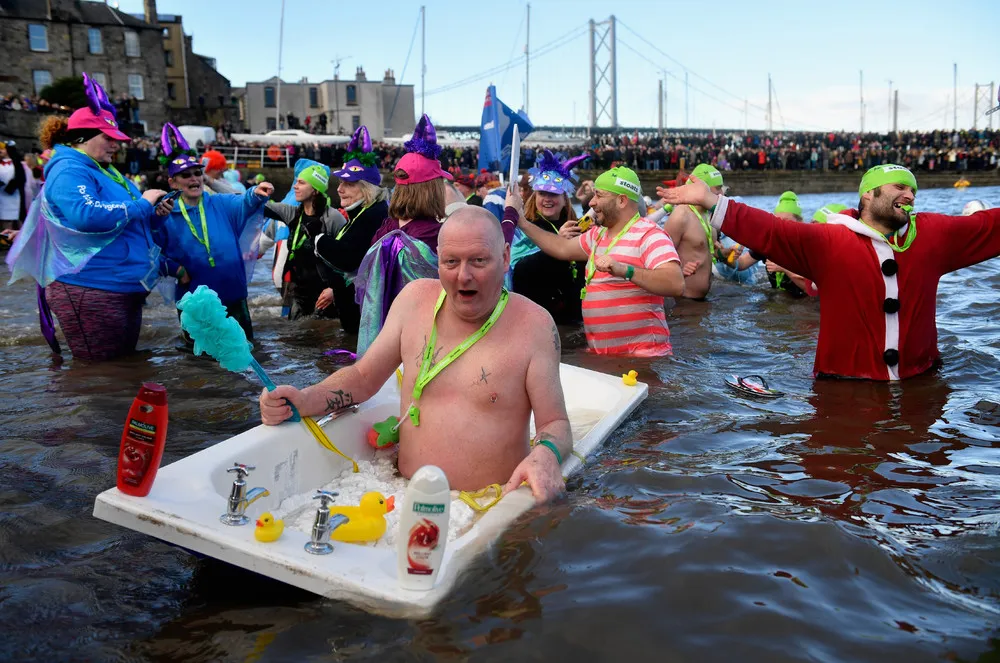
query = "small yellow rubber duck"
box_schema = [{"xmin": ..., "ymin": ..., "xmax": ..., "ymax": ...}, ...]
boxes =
[
  {"xmin": 329, "ymin": 491, "xmax": 395, "ymax": 543},
  {"xmin": 254, "ymin": 512, "xmax": 284, "ymax": 543},
  {"xmin": 622, "ymin": 370, "xmax": 639, "ymax": 386}
]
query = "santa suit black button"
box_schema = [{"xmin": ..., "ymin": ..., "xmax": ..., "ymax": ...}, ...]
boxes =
[
  {"xmin": 883, "ymin": 348, "xmax": 899, "ymax": 366},
  {"xmin": 883, "ymin": 298, "xmax": 900, "ymax": 314},
  {"xmin": 881, "ymin": 259, "xmax": 898, "ymax": 276}
]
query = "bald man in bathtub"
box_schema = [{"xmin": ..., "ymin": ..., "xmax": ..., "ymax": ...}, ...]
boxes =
[{"xmin": 259, "ymin": 207, "xmax": 571, "ymax": 504}]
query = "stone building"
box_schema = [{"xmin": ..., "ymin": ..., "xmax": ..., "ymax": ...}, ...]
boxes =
[
  {"xmin": 0, "ymin": 0, "xmax": 170, "ymax": 133},
  {"xmin": 128, "ymin": 6, "xmax": 239, "ymax": 130},
  {"xmin": 240, "ymin": 66, "xmax": 415, "ymax": 140}
]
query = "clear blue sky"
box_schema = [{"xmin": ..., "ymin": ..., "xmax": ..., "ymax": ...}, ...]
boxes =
[{"xmin": 117, "ymin": 0, "xmax": 1000, "ymax": 132}]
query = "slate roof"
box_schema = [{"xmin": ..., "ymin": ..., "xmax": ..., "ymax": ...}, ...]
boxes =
[{"xmin": 0, "ymin": 0, "xmax": 155, "ymax": 29}]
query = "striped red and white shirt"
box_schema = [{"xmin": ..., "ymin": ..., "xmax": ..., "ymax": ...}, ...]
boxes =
[{"xmin": 577, "ymin": 217, "xmax": 680, "ymax": 356}]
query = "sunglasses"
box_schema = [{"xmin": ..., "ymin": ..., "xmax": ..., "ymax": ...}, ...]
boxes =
[{"xmin": 176, "ymin": 169, "xmax": 204, "ymax": 179}]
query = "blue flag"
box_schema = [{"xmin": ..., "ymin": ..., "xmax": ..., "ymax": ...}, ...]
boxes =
[{"xmin": 478, "ymin": 85, "xmax": 533, "ymax": 174}]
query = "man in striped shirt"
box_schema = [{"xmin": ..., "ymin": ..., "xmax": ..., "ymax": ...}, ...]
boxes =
[{"xmin": 509, "ymin": 166, "xmax": 685, "ymax": 356}]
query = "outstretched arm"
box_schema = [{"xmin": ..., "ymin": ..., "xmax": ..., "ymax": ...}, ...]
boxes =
[
  {"xmin": 658, "ymin": 176, "xmax": 828, "ymax": 280},
  {"xmin": 259, "ymin": 279, "xmax": 414, "ymax": 425},
  {"xmin": 508, "ymin": 186, "xmax": 588, "ymax": 262},
  {"xmin": 937, "ymin": 208, "xmax": 1000, "ymax": 274},
  {"xmin": 502, "ymin": 313, "xmax": 571, "ymax": 504}
]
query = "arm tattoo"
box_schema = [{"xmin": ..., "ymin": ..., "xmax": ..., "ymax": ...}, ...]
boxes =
[
  {"xmin": 551, "ymin": 323, "xmax": 561, "ymax": 354},
  {"xmin": 325, "ymin": 389, "xmax": 354, "ymax": 413}
]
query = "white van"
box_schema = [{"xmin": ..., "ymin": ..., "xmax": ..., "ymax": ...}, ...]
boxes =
[{"xmin": 177, "ymin": 125, "xmax": 217, "ymax": 149}]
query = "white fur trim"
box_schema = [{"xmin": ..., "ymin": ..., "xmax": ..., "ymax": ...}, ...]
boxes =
[
  {"xmin": 709, "ymin": 195, "xmax": 729, "ymax": 230},
  {"xmin": 870, "ymin": 239, "xmax": 900, "ymax": 381}
]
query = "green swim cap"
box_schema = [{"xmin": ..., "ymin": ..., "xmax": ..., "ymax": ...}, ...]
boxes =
[
  {"xmin": 773, "ymin": 190, "xmax": 802, "ymax": 217},
  {"xmin": 594, "ymin": 166, "xmax": 642, "ymax": 202},
  {"xmin": 254, "ymin": 173, "xmax": 265, "ymax": 183},
  {"xmin": 690, "ymin": 163, "xmax": 724, "ymax": 188},
  {"xmin": 300, "ymin": 164, "xmax": 330, "ymax": 194},
  {"xmin": 858, "ymin": 164, "xmax": 917, "ymax": 197},
  {"xmin": 812, "ymin": 203, "xmax": 848, "ymax": 224}
]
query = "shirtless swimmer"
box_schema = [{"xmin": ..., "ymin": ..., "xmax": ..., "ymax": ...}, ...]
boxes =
[{"xmin": 259, "ymin": 206, "xmax": 571, "ymax": 503}]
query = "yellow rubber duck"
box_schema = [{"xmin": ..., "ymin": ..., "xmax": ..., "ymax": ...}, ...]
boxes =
[
  {"xmin": 329, "ymin": 491, "xmax": 396, "ymax": 543},
  {"xmin": 622, "ymin": 370, "xmax": 639, "ymax": 386},
  {"xmin": 254, "ymin": 512, "xmax": 284, "ymax": 543}
]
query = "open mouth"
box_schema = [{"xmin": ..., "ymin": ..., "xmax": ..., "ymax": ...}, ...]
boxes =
[{"xmin": 457, "ymin": 289, "xmax": 478, "ymax": 299}]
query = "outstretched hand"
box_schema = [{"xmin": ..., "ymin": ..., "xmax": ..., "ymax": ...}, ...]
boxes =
[
  {"xmin": 254, "ymin": 182, "xmax": 274, "ymax": 198},
  {"xmin": 655, "ymin": 175, "xmax": 718, "ymax": 210},
  {"xmin": 502, "ymin": 445, "xmax": 565, "ymax": 504}
]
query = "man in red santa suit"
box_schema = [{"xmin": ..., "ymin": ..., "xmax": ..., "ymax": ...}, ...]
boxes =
[{"xmin": 657, "ymin": 164, "xmax": 1000, "ymax": 381}]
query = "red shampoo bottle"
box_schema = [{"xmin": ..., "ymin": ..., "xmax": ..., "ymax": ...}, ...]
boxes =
[{"xmin": 116, "ymin": 383, "xmax": 168, "ymax": 497}]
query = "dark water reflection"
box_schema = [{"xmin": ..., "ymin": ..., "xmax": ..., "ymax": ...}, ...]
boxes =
[{"xmin": 1, "ymin": 187, "xmax": 998, "ymax": 662}]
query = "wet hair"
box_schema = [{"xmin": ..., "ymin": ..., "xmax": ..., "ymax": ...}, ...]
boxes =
[
  {"xmin": 389, "ymin": 176, "xmax": 445, "ymax": 220},
  {"xmin": 525, "ymin": 191, "xmax": 578, "ymax": 224}
]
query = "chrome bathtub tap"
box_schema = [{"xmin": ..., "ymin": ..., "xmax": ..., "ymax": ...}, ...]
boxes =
[
  {"xmin": 304, "ymin": 490, "xmax": 349, "ymax": 555},
  {"xmin": 220, "ymin": 463, "xmax": 269, "ymax": 526}
]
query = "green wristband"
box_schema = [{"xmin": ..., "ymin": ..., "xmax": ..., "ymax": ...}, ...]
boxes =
[
  {"xmin": 625, "ymin": 265, "xmax": 635, "ymax": 281},
  {"xmin": 536, "ymin": 439, "xmax": 563, "ymax": 465}
]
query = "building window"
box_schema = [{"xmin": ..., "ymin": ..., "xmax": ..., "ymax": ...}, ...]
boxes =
[
  {"xmin": 162, "ymin": 27, "xmax": 169, "ymax": 38},
  {"xmin": 32, "ymin": 70, "xmax": 52, "ymax": 95},
  {"xmin": 91, "ymin": 72, "xmax": 107, "ymax": 89},
  {"xmin": 352, "ymin": 115, "xmax": 361, "ymax": 130},
  {"xmin": 264, "ymin": 86, "xmax": 275, "ymax": 108},
  {"xmin": 124, "ymin": 31, "xmax": 140, "ymax": 57},
  {"xmin": 88, "ymin": 28, "xmax": 103, "ymax": 54},
  {"xmin": 309, "ymin": 87, "xmax": 319, "ymax": 108},
  {"xmin": 346, "ymin": 85, "xmax": 357, "ymax": 106},
  {"xmin": 167, "ymin": 83, "xmax": 176, "ymax": 100},
  {"xmin": 165, "ymin": 50, "xmax": 174, "ymax": 67},
  {"xmin": 266, "ymin": 117, "xmax": 277, "ymax": 131},
  {"xmin": 128, "ymin": 74, "xmax": 145, "ymax": 100},
  {"xmin": 28, "ymin": 24, "xmax": 48, "ymax": 52}
]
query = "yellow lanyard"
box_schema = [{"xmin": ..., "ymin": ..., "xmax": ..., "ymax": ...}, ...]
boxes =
[
  {"xmin": 335, "ymin": 202, "xmax": 373, "ymax": 240},
  {"xmin": 689, "ymin": 205, "xmax": 715, "ymax": 264},
  {"xmin": 178, "ymin": 198, "xmax": 214, "ymax": 267},
  {"xmin": 406, "ymin": 288, "xmax": 509, "ymax": 427},
  {"xmin": 538, "ymin": 215, "xmax": 578, "ymax": 280},
  {"xmin": 76, "ymin": 148, "xmax": 136, "ymax": 200},
  {"xmin": 580, "ymin": 212, "xmax": 640, "ymax": 300}
]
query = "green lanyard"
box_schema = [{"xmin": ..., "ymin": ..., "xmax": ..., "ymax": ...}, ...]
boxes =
[
  {"xmin": 335, "ymin": 203, "xmax": 373, "ymax": 240},
  {"xmin": 289, "ymin": 209, "xmax": 313, "ymax": 260},
  {"xmin": 689, "ymin": 205, "xmax": 716, "ymax": 264},
  {"xmin": 538, "ymin": 215, "xmax": 578, "ymax": 280},
  {"xmin": 178, "ymin": 198, "xmax": 214, "ymax": 267},
  {"xmin": 76, "ymin": 148, "xmax": 136, "ymax": 200},
  {"xmin": 407, "ymin": 288, "xmax": 509, "ymax": 427},
  {"xmin": 861, "ymin": 218, "xmax": 918, "ymax": 253},
  {"xmin": 580, "ymin": 212, "xmax": 640, "ymax": 300}
]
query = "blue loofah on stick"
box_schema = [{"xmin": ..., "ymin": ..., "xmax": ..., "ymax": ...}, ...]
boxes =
[{"xmin": 178, "ymin": 285, "xmax": 301, "ymax": 422}]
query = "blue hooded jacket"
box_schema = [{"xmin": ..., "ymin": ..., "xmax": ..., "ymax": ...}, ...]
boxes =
[
  {"xmin": 154, "ymin": 188, "xmax": 268, "ymax": 303},
  {"xmin": 43, "ymin": 145, "xmax": 158, "ymax": 293}
]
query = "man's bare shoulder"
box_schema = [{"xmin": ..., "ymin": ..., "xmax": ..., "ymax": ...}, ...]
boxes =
[
  {"xmin": 505, "ymin": 292, "xmax": 560, "ymax": 352},
  {"xmin": 396, "ymin": 278, "xmax": 443, "ymax": 306}
]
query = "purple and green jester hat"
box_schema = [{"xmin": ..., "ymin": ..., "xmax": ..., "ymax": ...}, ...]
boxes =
[
  {"xmin": 528, "ymin": 150, "xmax": 590, "ymax": 196},
  {"xmin": 159, "ymin": 123, "xmax": 201, "ymax": 177},
  {"xmin": 333, "ymin": 125, "xmax": 381, "ymax": 186}
]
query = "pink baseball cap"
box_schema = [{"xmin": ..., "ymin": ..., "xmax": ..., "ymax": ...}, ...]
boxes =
[
  {"xmin": 68, "ymin": 108, "xmax": 130, "ymax": 141},
  {"xmin": 393, "ymin": 152, "xmax": 453, "ymax": 185}
]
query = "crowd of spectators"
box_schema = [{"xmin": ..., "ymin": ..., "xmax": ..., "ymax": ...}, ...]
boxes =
[
  {"xmin": 5, "ymin": 94, "xmax": 997, "ymax": 174},
  {"xmin": 229, "ymin": 129, "xmax": 1000, "ymax": 174}
]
